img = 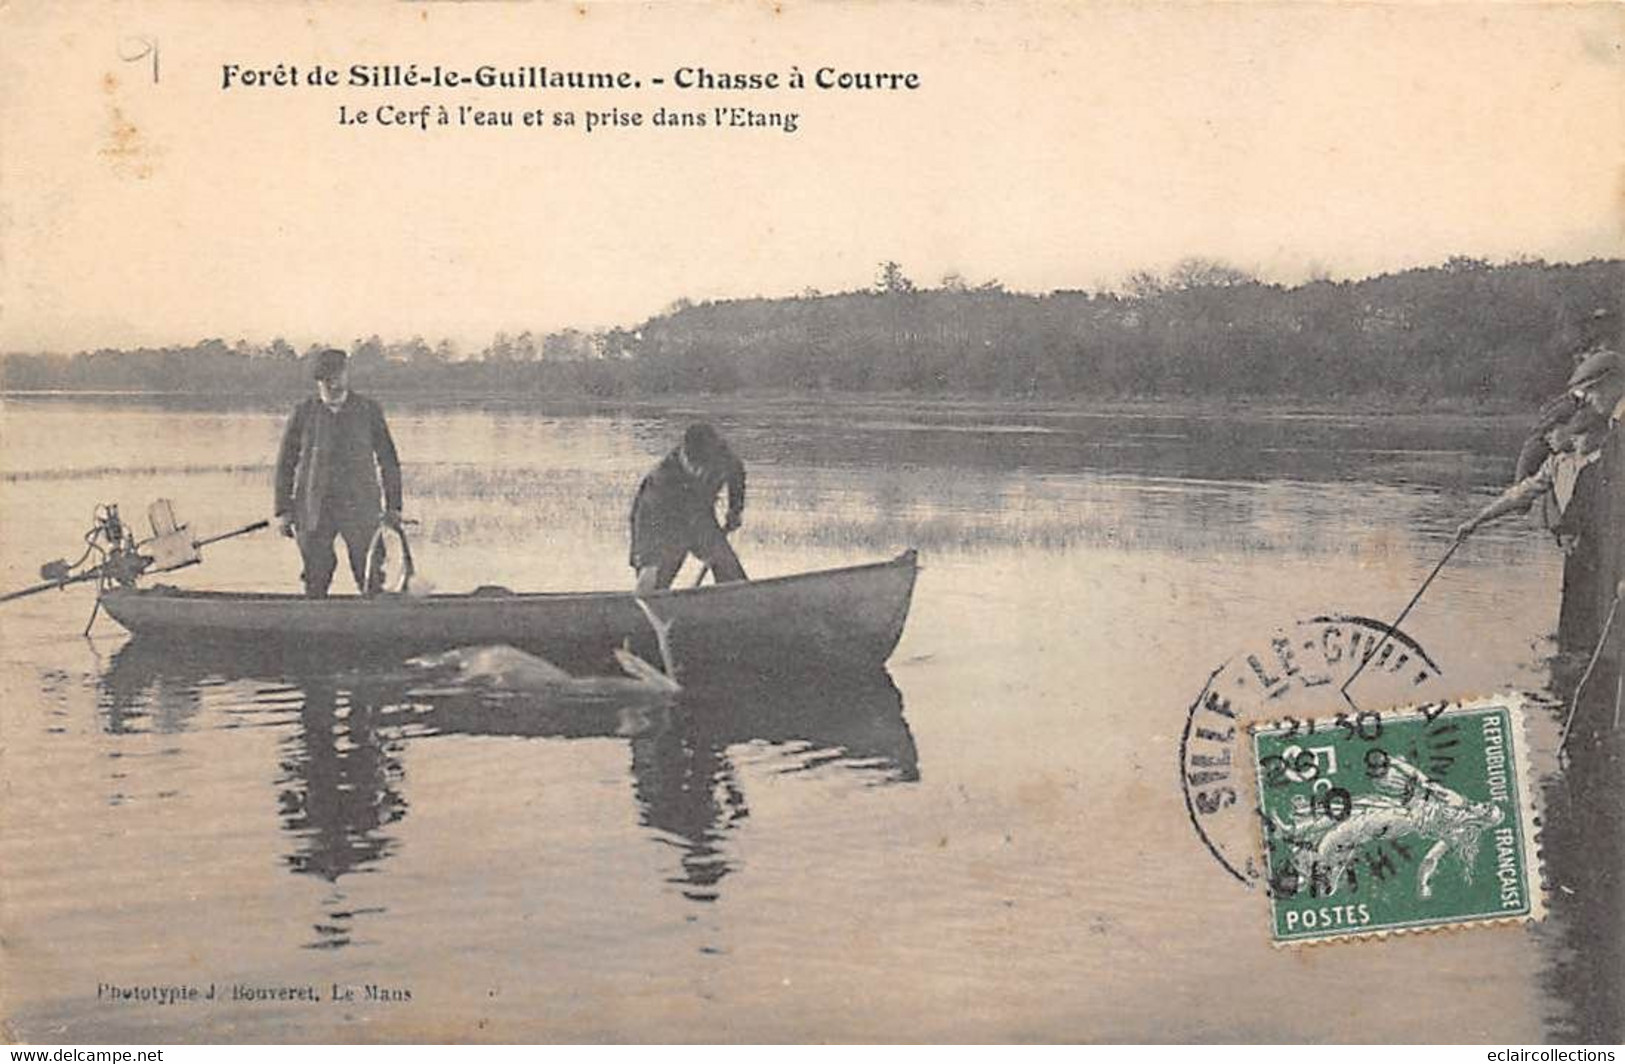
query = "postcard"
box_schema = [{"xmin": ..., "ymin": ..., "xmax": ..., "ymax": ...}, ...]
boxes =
[{"xmin": 2, "ymin": 0, "xmax": 1621, "ymax": 1045}]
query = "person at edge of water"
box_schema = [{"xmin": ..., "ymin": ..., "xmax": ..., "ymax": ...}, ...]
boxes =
[
  {"xmin": 1457, "ymin": 349, "xmax": 1625, "ymax": 663},
  {"xmin": 629, "ymin": 421, "xmax": 747, "ymax": 595},
  {"xmin": 1512, "ymin": 307, "xmax": 1618, "ymax": 482},
  {"xmin": 274, "ymin": 348, "xmax": 404, "ymax": 598}
]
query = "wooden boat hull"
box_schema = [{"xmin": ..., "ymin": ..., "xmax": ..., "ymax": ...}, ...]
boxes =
[{"xmin": 99, "ymin": 550, "xmax": 919, "ymax": 678}]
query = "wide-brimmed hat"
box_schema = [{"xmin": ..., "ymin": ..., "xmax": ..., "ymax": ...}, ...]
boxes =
[{"xmin": 312, "ymin": 348, "xmax": 348, "ymax": 381}]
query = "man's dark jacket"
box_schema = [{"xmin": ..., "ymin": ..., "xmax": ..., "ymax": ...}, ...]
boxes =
[
  {"xmin": 629, "ymin": 445, "xmax": 745, "ymax": 568},
  {"xmin": 274, "ymin": 393, "xmax": 402, "ymax": 532}
]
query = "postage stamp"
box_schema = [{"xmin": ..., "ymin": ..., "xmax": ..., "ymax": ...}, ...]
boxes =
[
  {"xmin": 1252, "ymin": 696, "xmax": 1543, "ymax": 945},
  {"xmin": 1180, "ymin": 613, "xmax": 1447, "ymax": 889}
]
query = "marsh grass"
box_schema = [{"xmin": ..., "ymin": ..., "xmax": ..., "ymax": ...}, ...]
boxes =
[
  {"xmin": 3, "ymin": 462, "xmax": 273, "ymax": 483},
  {"xmin": 2, "ymin": 403, "xmax": 1513, "ymax": 563},
  {"xmin": 399, "ymin": 461, "xmax": 1455, "ymax": 558}
]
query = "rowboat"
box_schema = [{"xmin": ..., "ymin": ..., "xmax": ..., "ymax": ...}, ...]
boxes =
[{"xmin": 98, "ymin": 549, "xmax": 919, "ymax": 678}]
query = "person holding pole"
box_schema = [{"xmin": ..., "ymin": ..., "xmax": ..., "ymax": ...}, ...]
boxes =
[
  {"xmin": 1510, "ymin": 308, "xmax": 1619, "ymax": 483},
  {"xmin": 1457, "ymin": 349, "xmax": 1625, "ymax": 660}
]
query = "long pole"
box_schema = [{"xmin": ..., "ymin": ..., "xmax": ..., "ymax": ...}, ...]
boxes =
[
  {"xmin": 192, "ymin": 519, "xmax": 270, "ymax": 549},
  {"xmin": 0, "ymin": 518, "xmax": 271, "ymax": 605},
  {"xmin": 692, "ymin": 522, "xmax": 735, "ymax": 588},
  {"xmin": 0, "ymin": 568, "xmax": 104, "ymax": 604},
  {"xmin": 1558, "ymin": 592, "xmax": 1621, "ymax": 755},
  {"xmin": 1341, "ymin": 537, "xmax": 1462, "ymax": 696}
]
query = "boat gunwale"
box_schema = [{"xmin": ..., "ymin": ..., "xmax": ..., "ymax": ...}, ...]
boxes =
[{"xmin": 100, "ymin": 548, "xmax": 920, "ymax": 606}]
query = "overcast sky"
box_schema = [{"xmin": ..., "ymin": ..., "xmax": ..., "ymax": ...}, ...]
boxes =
[{"xmin": 2, "ymin": 1, "xmax": 1621, "ymax": 353}]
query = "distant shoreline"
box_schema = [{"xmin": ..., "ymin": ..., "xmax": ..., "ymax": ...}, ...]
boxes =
[{"xmin": 0, "ymin": 388, "xmax": 1540, "ymax": 422}]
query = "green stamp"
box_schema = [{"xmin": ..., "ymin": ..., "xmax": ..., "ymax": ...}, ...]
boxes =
[{"xmin": 1252, "ymin": 697, "xmax": 1542, "ymax": 944}]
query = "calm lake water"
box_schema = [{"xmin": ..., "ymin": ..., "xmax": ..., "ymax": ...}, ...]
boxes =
[{"xmin": 0, "ymin": 395, "xmax": 1607, "ymax": 1041}]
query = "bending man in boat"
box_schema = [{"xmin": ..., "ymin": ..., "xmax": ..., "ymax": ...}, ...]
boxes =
[
  {"xmin": 274, "ymin": 348, "xmax": 404, "ymax": 598},
  {"xmin": 1457, "ymin": 349, "xmax": 1625, "ymax": 662},
  {"xmin": 629, "ymin": 421, "xmax": 747, "ymax": 594}
]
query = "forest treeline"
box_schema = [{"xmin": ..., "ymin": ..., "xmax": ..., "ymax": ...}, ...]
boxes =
[{"xmin": 3, "ymin": 256, "xmax": 1620, "ymax": 403}]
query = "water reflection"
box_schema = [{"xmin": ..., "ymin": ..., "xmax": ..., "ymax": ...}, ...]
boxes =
[
  {"xmin": 275, "ymin": 678, "xmax": 408, "ymax": 949},
  {"xmin": 0, "ymin": 393, "xmax": 1531, "ymax": 489},
  {"xmin": 628, "ymin": 719, "xmax": 747, "ymax": 902},
  {"xmin": 647, "ymin": 677, "xmax": 916, "ymax": 902},
  {"xmin": 97, "ymin": 646, "xmax": 204, "ymax": 736},
  {"xmin": 7, "ymin": 398, "xmax": 1591, "ymax": 1041},
  {"xmin": 1539, "ymin": 650, "xmax": 1623, "ymax": 1043},
  {"xmin": 96, "ymin": 641, "xmax": 917, "ymax": 922},
  {"xmin": 719, "ymin": 408, "xmax": 1523, "ymax": 490},
  {"xmin": 413, "ymin": 673, "xmax": 917, "ymax": 903},
  {"xmin": 100, "ymin": 644, "xmax": 409, "ymax": 949}
]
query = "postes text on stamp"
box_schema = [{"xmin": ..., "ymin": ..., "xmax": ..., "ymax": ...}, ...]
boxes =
[{"xmin": 1253, "ymin": 696, "xmax": 1542, "ymax": 944}]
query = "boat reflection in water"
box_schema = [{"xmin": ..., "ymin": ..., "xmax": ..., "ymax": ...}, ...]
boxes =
[
  {"xmin": 98, "ymin": 642, "xmax": 411, "ymax": 950},
  {"xmin": 275, "ymin": 678, "xmax": 408, "ymax": 949},
  {"xmin": 97, "ymin": 645, "xmax": 207, "ymax": 737},
  {"xmin": 409, "ymin": 671, "xmax": 918, "ymax": 903},
  {"xmin": 97, "ymin": 640, "xmax": 918, "ymax": 937}
]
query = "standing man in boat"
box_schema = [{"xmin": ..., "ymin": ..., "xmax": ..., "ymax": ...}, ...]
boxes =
[
  {"xmin": 274, "ymin": 348, "xmax": 404, "ymax": 598},
  {"xmin": 629, "ymin": 421, "xmax": 747, "ymax": 594},
  {"xmin": 1457, "ymin": 348, "xmax": 1625, "ymax": 661}
]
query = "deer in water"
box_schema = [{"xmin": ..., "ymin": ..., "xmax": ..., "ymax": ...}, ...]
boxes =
[{"xmin": 405, "ymin": 598, "xmax": 681, "ymax": 700}]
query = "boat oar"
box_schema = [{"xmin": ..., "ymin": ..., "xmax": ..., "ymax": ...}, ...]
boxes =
[{"xmin": 1340, "ymin": 537, "xmax": 1462, "ymax": 700}]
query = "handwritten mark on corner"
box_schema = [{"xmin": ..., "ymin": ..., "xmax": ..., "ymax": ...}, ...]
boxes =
[{"xmin": 117, "ymin": 35, "xmax": 159, "ymax": 84}]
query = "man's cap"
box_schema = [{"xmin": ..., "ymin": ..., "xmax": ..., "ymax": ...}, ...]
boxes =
[
  {"xmin": 1567, "ymin": 348, "xmax": 1624, "ymax": 392},
  {"xmin": 312, "ymin": 348, "xmax": 348, "ymax": 381}
]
